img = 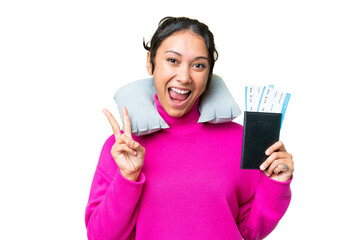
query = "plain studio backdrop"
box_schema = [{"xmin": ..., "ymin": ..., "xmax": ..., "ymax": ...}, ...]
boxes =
[{"xmin": 0, "ymin": 0, "xmax": 359, "ymax": 239}]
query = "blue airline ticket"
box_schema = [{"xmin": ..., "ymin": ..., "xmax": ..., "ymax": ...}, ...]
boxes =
[{"xmin": 245, "ymin": 85, "xmax": 290, "ymax": 127}]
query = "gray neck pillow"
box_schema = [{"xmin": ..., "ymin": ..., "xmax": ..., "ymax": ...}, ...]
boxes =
[{"xmin": 114, "ymin": 74, "xmax": 241, "ymax": 136}]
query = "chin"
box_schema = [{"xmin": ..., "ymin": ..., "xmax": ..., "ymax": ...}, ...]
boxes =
[{"xmin": 166, "ymin": 108, "xmax": 187, "ymax": 118}]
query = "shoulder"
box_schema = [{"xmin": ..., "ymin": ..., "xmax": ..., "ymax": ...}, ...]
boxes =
[
  {"xmin": 99, "ymin": 135, "xmax": 116, "ymax": 155},
  {"xmin": 222, "ymin": 121, "xmax": 243, "ymax": 130},
  {"xmin": 96, "ymin": 135, "xmax": 118, "ymax": 175},
  {"xmin": 201, "ymin": 121, "xmax": 243, "ymax": 144},
  {"xmin": 204, "ymin": 121, "xmax": 243, "ymax": 134},
  {"xmin": 104, "ymin": 134, "xmax": 116, "ymax": 146}
]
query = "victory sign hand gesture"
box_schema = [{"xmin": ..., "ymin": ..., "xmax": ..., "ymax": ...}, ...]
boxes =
[{"xmin": 102, "ymin": 107, "xmax": 145, "ymax": 182}]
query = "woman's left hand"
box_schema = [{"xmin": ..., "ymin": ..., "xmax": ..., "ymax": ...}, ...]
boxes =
[{"xmin": 259, "ymin": 141, "xmax": 294, "ymax": 182}]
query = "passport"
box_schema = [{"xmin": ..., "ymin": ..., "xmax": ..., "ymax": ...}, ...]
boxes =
[{"xmin": 241, "ymin": 111, "xmax": 282, "ymax": 169}]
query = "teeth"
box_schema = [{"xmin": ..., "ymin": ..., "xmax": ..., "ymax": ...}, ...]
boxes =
[{"xmin": 170, "ymin": 87, "xmax": 190, "ymax": 94}]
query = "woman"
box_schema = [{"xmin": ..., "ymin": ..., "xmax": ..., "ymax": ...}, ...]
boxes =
[{"xmin": 85, "ymin": 17, "xmax": 294, "ymax": 240}]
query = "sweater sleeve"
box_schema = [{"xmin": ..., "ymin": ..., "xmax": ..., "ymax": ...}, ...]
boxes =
[
  {"xmin": 85, "ymin": 135, "xmax": 145, "ymax": 240},
  {"xmin": 237, "ymin": 170, "xmax": 292, "ymax": 240}
]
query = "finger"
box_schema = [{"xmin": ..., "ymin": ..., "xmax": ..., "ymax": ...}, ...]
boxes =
[
  {"xmin": 260, "ymin": 151, "xmax": 288, "ymax": 170},
  {"xmin": 267, "ymin": 156, "xmax": 294, "ymax": 175},
  {"xmin": 274, "ymin": 164, "xmax": 291, "ymax": 174},
  {"xmin": 267, "ymin": 159, "xmax": 284, "ymax": 176},
  {"xmin": 118, "ymin": 134, "xmax": 135, "ymax": 148},
  {"xmin": 122, "ymin": 106, "xmax": 132, "ymax": 138},
  {"xmin": 103, "ymin": 108, "xmax": 121, "ymax": 139},
  {"xmin": 112, "ymin": 142, "xmax": 138, "ymax": 156},
  {"xmin": 119, "ymin": 134, "xmax": 145, "ymax": 154},
  {"xmin": 267, "ymin": 162, "xmax": 292, "ymax": 178},
  {"xmin": 132, "ymin": 140, "xmax": 145, "ymax": 155},
  {"xmin": 265, "ymin": 140, "xmax": 286, "ymax": 156}
]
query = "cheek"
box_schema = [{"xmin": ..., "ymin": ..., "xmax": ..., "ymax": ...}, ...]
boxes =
[
  {"xmin": 152, "ymin": 70, "xmax": 164, "ymax": 91},
  {"xmin": 153, "ymin": 74, "xmax": 169, "ymax": 98},
  {"xmin": 153, "ymin": 78, "xmax": 164, "ymax": 95},
  {"xmin": 195, "ymin": 77, "xmax": 208, "ymax": 95},
  {"xmin": 153, "ymin": 62, "xmax": 170, "ymax": 82},
  {"xmin": 153, "ymin": 68, "xmax": 176, "ymax": 94}
]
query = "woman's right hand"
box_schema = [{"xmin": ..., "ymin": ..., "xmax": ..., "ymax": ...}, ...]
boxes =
[{"xmin": 102, "ymin": 107, "xmax": 145, "ymax": 182}]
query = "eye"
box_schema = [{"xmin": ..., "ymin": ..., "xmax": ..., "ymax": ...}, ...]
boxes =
[
  {"xmin": 194, "ymin": 63, "xmax": 206, "ymax": 69},
  {"xmin": 167, "ymin": 58, "xmax": 178, "ymax": 64}
]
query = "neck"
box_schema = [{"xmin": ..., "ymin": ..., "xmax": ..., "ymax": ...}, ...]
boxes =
[{"xmin": 154, "ymin": 94, "xmax": 201, "ymax": 129}]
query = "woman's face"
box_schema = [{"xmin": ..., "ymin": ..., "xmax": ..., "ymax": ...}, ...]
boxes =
[{"xmin": 147, "ymin": 30, "xmax": 210, "ymax": 118}]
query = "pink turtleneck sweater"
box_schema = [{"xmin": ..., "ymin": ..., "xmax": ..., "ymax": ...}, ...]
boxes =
[{"xmin": 85, "ymin": 95, "xmax": 292, "ymax": 240}]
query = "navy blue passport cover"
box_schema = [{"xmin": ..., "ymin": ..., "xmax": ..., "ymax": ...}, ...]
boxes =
[{"xmin": 241, "ymin": 111, "xmax": 282, "ymax": 169}]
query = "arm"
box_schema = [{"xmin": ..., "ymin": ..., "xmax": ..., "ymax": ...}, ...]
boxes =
[
  {"xmin": 85, "ymin": 135, "xmax": 145, "ymax": 240},
  {"xmin": 238, "ymin": 141, "xmax": 293, "ymax": 239},
  {"xmin": 85, "ymin": 107, "xmax": 146, "ymax": 240},
  {"xmin": 237, "ymin": 171, "xmax": 291, "ymax": 240}
]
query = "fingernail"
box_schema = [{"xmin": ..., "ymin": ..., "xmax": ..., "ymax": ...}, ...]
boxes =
[
  {"xmin": 260, "ymin": 165, "xmax": 265, "ymax": 170},
  {"xmin": 265, "ymin": 150, "xmax": 270, "ymax": 155},
  {"xmin": 133, "ymin": 151, "xmax": 137, "ymax": 156}
]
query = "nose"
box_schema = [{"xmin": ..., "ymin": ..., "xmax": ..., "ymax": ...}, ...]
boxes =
[{"xmin": 176, "ymin": 65, "xmax": 191, "ymax": 84}]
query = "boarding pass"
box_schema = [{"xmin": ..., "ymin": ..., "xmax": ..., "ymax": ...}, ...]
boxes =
[{"xmin": 245, "ymin": 85, "xmax": 291, "ymax": 126}]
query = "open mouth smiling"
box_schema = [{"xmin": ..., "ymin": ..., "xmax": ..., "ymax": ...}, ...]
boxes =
[{"xmin": 168, "ymin": 87, "xmax": 192, "ymax": 104}]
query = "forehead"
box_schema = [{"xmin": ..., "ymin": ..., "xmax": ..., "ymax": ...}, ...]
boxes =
[{"xmin": 157, "ymin": 30, "xmax": 208, "ymax": 57}]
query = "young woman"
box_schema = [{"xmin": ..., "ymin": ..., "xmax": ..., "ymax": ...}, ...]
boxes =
[{"xmin": 85, "ymin": 17, "xmax": 294, "ymax": 240}]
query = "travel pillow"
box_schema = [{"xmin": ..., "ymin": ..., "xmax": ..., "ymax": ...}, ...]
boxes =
[{"xmin": 114, "ymin": 74, "xmax": 241, "ymax": 136}]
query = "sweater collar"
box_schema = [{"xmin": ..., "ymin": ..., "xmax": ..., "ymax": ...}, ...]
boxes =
[{"xmin": 154, "ymin": 94, "xmax": 201, "ymax": 129}]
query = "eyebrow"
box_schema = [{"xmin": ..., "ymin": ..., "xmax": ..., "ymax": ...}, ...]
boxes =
[{"xmin": 165, "ymin": 50, "xmax": 209, "ymax": 61}]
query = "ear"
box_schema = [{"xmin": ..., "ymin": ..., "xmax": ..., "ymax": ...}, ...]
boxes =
[{"xmin": 146, "ymin": 51, "xmax": 153, "ymax": 75}]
